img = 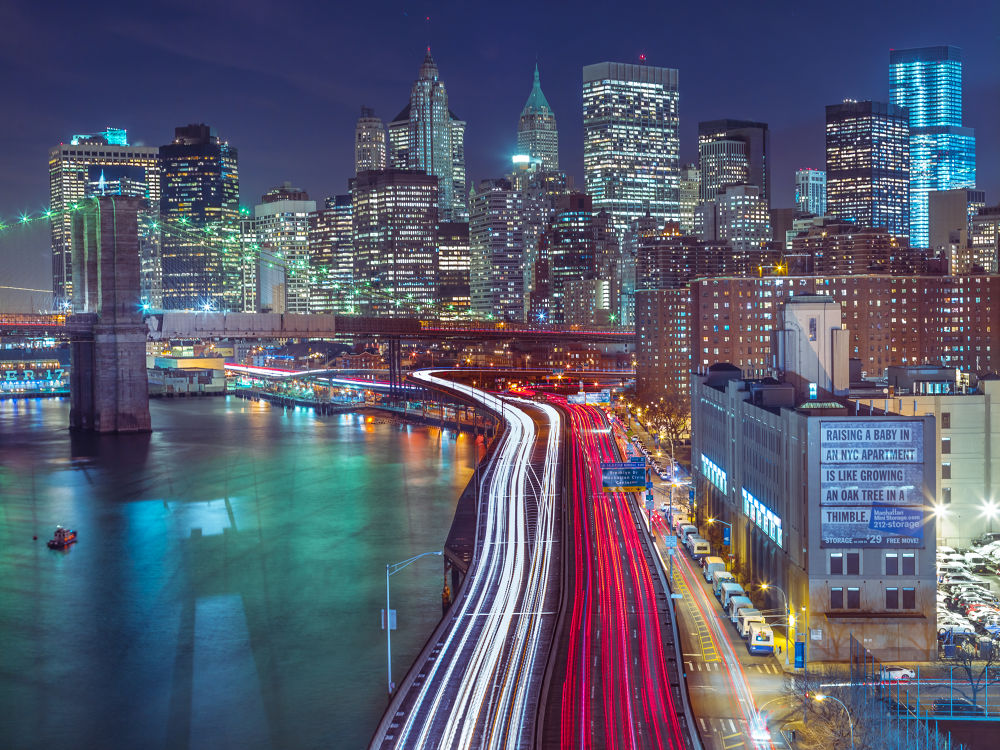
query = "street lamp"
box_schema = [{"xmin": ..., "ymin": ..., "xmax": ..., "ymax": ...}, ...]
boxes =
[
  {"xmin": 814, "ymin": 694, "xmax": 854, "ymax": 750},
  {"xmin": 706, "ymin": 517, "xmax": 733, "ymax": 559},
  {"xmin": 384, "ymin": 550, "xmax": 443, "ymax": 696},
  {"xmin": 760, "ymin": 582, "xmax": 791, "ymax": 666},
  {"xmin": 982, "ymin": 499, "xmax": 998, "ymax": 533}
]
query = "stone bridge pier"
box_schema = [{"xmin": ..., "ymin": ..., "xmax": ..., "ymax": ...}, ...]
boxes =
[{"xmin": 67, "ymin": 196, "xmax": 151, "ymax": 432}]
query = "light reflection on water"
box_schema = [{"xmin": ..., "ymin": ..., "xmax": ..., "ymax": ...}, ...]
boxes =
[{"xmin": 0, "ymin": 396, "xmax": 477, "ymax": 749}]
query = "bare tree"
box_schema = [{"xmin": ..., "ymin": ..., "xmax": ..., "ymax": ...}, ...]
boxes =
[{"xmin": 937, "ymin": 635, "xmax": 1000, "ymax": 708}]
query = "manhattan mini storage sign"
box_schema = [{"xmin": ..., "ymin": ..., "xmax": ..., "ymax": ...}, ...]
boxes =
[{"xmin": 819, "ymin": 421, "xmax": 925, "ymax": 548}]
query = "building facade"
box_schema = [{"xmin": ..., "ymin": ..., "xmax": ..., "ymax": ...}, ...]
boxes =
[
  {"xmin": 890, "ymin": 46, "xmax": 976, "ymax": 249},
  {"xmin": 308, "ymin": 195, "xmax": 353, "ymax": 314},
  {"xmin": 583, "ymin": 61, "xmax": 680, "ymax": 238},
  {"xmin": 159, "ymin": 124, "xmax": 240, "ymax": 311},
  {"xmin": 252, "ymin": 184, "xmax": 315, "ymax": 314},
  {"xmin": 691, "ymin": 298, "xmax": 937, "ymax": 662},
  {"xmin": 794, "ymin": 168, "xmax": 827, "ymax": 217},
  {"xmin": 517, "ymin": 64, "xmax": 558, "ymax": 171},
  {"xmin": 679, "ymin": 164, "xmax": 700, "ymax": 235},
  {"xmin": 437, "ymin": 221, "xmax": 471, "ymax": 317},
  {"xmin": 716, "ymin": 185, "xmax": 771, "ymax": 253},
  {"xmin": 469, "ymin": 178, "xmax": 525, "ymax": 322},
  {"xmin": 354, "ymin": 107, "xmax": 387, "ymax": 174},
  {"xmin": 49, "ymin": 129, "xmax": 160, "ymax": 303},
  {"xmin": 928, "ymin": 188, "xmax": 987, "ymax": 263},
  {"xmin": 969, "ymin": 205, "xmax": 1000, "ymax": 273},
  {"xmin": 825, "ymin": 101, "xmax": 909, "ymax": 240},
  {"xmin": 698, "ymin": 119, "xmax": 770, "ymax": 206},
  {"xmin": 351, "ymin": 169, "xmax": 438, "ymax": 315}
]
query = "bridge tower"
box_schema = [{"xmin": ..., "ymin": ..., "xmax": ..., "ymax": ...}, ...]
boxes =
[{"xmin": 67, "ymin": 196, "xmax": 151, "ymax": 432}]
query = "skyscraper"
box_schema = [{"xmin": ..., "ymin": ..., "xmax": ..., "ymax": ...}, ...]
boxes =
[
  {"xmin": 354, "ymin": 107, "xmax": 387, "ymax": 174},
  {"xmin": 437, "ymin": 222, "xmax": 470, "ymax": 317},
  {"xmin": 352, "ymin": 169, "xmax": 438, "ymax": 315},
  {"xmin": 678, "ymin": 164, "xmax": 700, "ymax": 234},
  {"xmin": 715, "ymin": 185, "xmax": 771, "ymax": 253},
  {"xmin": 583, "ymin": 61, "xmax": 680, "ymax": 238},
  {"xmin": 253, "ymin": 184, "xmax": 316, "ymax": 315},
  {"xmin": 48, "ymin": 128, "xmax": 159, "ymax": 303},
  {"xmin": 794, "ymin": 168, "xmax": 827, "ymax": 216},
  {"xmin": 308, "ymin": 195, "xmax": 353, "ymax": 314},
  {"xmin": 890, "ymin": 45, "xmax": 976, "ymax": 248},
  {"xmin": 697, "ymin": 119, "xmax": 770, "ymax": 206},
  {"xmin": 469, "ymin": 178, "xmax": 525, "ymax": 322},
  {"xmin": 159, "ymin": 124, "xmax": 240, "ymax": 310},
  {"xmin": 517, "ymin": 64, "xmax": 559, "ymax": 171},
  {"xmin": 825, "ymin": 101, "xmax": 909, "ymax": 238},
  {"xmin": 387, "ymin": 49, "xmax": 468, "ymax": 221}
]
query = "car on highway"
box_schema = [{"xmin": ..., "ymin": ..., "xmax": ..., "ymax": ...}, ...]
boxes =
[
  {"xmin": 881, "ymin": 666, "xmax": 916, "ymax": 681},
  {"xmin": 932, "ymin": 698, "xmax": 984, "ymax": 716}
]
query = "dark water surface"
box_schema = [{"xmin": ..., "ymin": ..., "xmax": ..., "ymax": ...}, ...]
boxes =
[{"xmin": 0, "ymin": 397, "xmax": 477, "ymax": 749}]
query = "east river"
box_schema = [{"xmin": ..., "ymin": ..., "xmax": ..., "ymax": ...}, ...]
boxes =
[{"xmin": 0, "ymin": 396, "xmax": 478, "ymax": 749}]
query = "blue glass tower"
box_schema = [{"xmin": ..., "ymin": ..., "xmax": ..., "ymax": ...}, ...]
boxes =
[{"xmin": 890, "ymin": 45, "xmax": 976, "ymax": 248}]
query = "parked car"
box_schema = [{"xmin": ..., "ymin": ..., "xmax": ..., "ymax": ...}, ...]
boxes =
[
  {"xmin": 972, "ymin": 532, "xmax": 1000, "ymax": 547},
  {"xmin": 882, "ymin": 666, "xmax": 916, "ymax": 681}
]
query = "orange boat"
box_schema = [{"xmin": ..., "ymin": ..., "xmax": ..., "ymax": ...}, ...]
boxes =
[{"xmin": 47, "ymin": 526, "xmax": 77, "ymax": 549}]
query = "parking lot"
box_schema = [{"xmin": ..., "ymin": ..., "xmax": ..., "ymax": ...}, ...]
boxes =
[{"xmin": 937, "ymin": 532, "xmax": 1000, "ymax": 651}]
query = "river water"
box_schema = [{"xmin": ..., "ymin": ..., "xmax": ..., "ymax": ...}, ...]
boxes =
[{"xmin": 0, "ymin": 396, "xmax": 478, "ymax": 749}]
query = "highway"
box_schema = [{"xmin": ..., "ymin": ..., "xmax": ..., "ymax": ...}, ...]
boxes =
[
  {"xmin": 370, "ymin": 370, "xmax": 562, "ymax": 750},
  {"xmin": 551, "ymin": 398, "xmax": 688, "ymax": 749}
]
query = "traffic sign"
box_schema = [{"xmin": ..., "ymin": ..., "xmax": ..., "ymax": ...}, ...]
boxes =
[
  {"xmin": 662, "ymin": 535, "xmax": 678, "ymax": 548},
  {"xmin": 600, "ymin": 462, "xmax": 645, "ymax": 492},
  {"xmin": 723, "ymin": 526, "xmax": 731, "ymax": 546}
]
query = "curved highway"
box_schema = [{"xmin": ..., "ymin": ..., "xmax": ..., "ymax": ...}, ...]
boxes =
[{"xmin": 370, "ymin": 370, "xmax": 562, "ymax": 750}]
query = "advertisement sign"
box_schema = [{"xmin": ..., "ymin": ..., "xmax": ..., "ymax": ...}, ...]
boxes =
[
  {"xmin": 723, "ymin": 526, "xmax": 731, "ymax": 546},
  {"xmin": 819, "ymin": 420, "xmax": 926, "ymax": 548},
  {"xmin": 794, "ymin": 641, "xmax": 806, "ymax": 669},
  {"xmin": 600, "ymin": 462, "xmax": 646, "ymax": 493}
]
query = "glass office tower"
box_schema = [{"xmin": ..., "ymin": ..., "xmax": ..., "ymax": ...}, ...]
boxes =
[{"xmin": 890, "ymin": 45, "xmax": 976, "ymax": 248}]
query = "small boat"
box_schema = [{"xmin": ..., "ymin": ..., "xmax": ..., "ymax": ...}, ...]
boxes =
[{"xmin": 47, "ymin": 526, "xmax": 77, "ymax": 549}]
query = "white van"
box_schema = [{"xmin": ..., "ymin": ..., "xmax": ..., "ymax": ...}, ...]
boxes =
[
  {"xmin": 702, "ymin": 556, "xmax": 726, "ymax": 583},
  {"xmin": 738, "ymin": 608, "xmax": 766, "ymax": 638},
  {"xmin": 720, "ymin": 582, "xmax": 745, "ymax": 610},
  {"xmin": 687, "ymin": 536, "xmax": 710, "ymax": 559},
  {"xmin": 678, "ymin": 524, "xmax": 698, "ymax": 542},
  {"xmin": 728, "ymin": 595, "xmax": 753, "ymax": 623},
  {"xmin": 713, "ymin": 570, "xmax": 735, "ymax": 598},
  {"xmin": 747, "ymin": 623, "xmax": 774, "ymax": 655},
  {"xmin": 937, "ymin": 562, "xmax": 968, "ymax": 578}
]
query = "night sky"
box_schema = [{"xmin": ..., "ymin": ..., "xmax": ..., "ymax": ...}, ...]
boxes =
[{"xmin": 1, "ymin": 0, "xmax": 997, "ymax": 311}]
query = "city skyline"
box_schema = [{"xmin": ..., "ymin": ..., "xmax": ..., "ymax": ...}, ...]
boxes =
[{"xmin": 1, "ymin": 1, "xmax": 998, "ymax": 303}]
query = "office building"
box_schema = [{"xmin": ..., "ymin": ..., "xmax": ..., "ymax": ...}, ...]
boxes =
[
  {"xmin": 252, "ymin": 184, "xmax": 315, "ymax": 314},
  {"xmin": 716, "ymin": 185, "xmax": 771, "ymax": 252},
  {"xmin": 354, "ymin": 107, "xmax": 387, "ymax": 174},
  {"xmin": 691, "ymin": 296, "xmax": 937, "ymax": 662},
  {"xmin": 583, "ymin": 61, "xmax": 680, "ymax": 238},
  {"xmin": 469, "ymin": 178, "xmax": 525, "ymax": 322},
  {"xmin": 787, "ymin": 219, "xmax": 904, "ymax": 275},
  {"xmin": 969, "ymin": 205, "xmax": 1000, "ymax": 273},
  {"xmin": 851, "ymin": 366, "xmax": 1000, "ymax": 548},
  {"xmin": 825, "ymin": 101, "xmax": 910, "ymax": 239},
  {"xmin": 890, "ymin": 46, "xmax": 976, "ymax": 249},
  {"xmin": 928, "ymin": 188, "xmax": 986, "ymax": 260},
  {"xmin": 352, "ymin": 169, "xmax": 438, "ymax": 315},
  {"xmin": 794, "ymin": 168, "xmax": 826, "ymax": 216},
  {"xmin": 49, "ymin": 128, "xmax": 159, "ymax": 303},
  {"xmin": 308, "ymin": 195, "xmax": 353, "ymax": 314},
  {"xmin": 159, "ymin": 124, "xmax": 240, "ymax": 311},
  {"xmin": 517, "ymin": 64, "xmax": 559, "ymax": 171},
  {"xmin": 387, "ymin": 49, "xmax": 467, "ymax": 221},
  {"xmin": 679, "ymin": 164, "xmax": 700, "ymax": 235},
  {"xmin": 698, "ymin": 119, "xmax": 770, "ymax": 206},
  {"xmin": 437, "ymin": 222, "xmax": 470, "ymax": 316}
]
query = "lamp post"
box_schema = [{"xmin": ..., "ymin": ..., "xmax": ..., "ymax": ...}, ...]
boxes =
[
  {"xmin": 983, "ymin": 499, "xmax": 998, "ymax": 534},
  {"xmin": 760, "ymin": 582, "xmax": 791, "ymax": 666},
  {"xmin": 384, "ymin": 550, "xmax": 443, "ymax": 696},
  {"xmin": 706, "ymin": 516, "xmax": 733, "ymax": 564},
  {"xmin": 814, "ymin": 694, "xmax": 854, "ymax": 750}
]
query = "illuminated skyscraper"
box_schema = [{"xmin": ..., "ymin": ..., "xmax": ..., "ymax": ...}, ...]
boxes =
[
  {"xmin": 794, "ymin": 168, "xmax": 827, "ymax": 216},
  {"xmin": 583, "ymin": 61, "xmax": 680, "ymax": 238},
  {"xmin": 387, "ymin": 49, "xmax": 467, "ymax": 221},
  {"xmin": 517, "ymin": 64, "xmax": 559, "ymax": 171},
  {"xmin": 825, "ymin": 101, "xmax": 909, "ymax": 238},
  {"xmin": 352, "ymin": 169, "xmax": 438, "ymax": 315},
  {"xmin": 308, "ymin": 195, "xmax": 353, "ymax": 314},
  {"xmin": 678, "ymin": 164, "xmax": 700, "ymax": 234},
  {"xmin": 48, "ymin": 128, "xmax": 159, "ymax": 303},
  {"xmin": 159, "ymin": 124, "xmax": 240, "ymax": 310},
  {"xmin": 698, "ymin": 119, "xmax": 770, "ymax": 206},
  {"xmin": 253, "ymin": 184, "xmax": 315, "ymax": 315},
  {"xmin": 354, "ymin": 107, "xmax": 386, "ymax": 174},
  {"xmin": 469, "ymin": 178, "xmax": 525, "ymax": 321},
  {"xmin": 890, "ymin": 45, "xmax": 976, "ymax": 249},
  {"xmin": 437, "ymin": 222, "xmax": 470, "ymax": 316}
]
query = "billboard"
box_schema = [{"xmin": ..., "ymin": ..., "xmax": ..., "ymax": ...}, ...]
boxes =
[
  {"xmin": 819, "ymin": 420, "xmax": 926, "ymax": 548},
  {"xmin": 600, "ymin": 462, "xmax": 645, "ymax": 493}
]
